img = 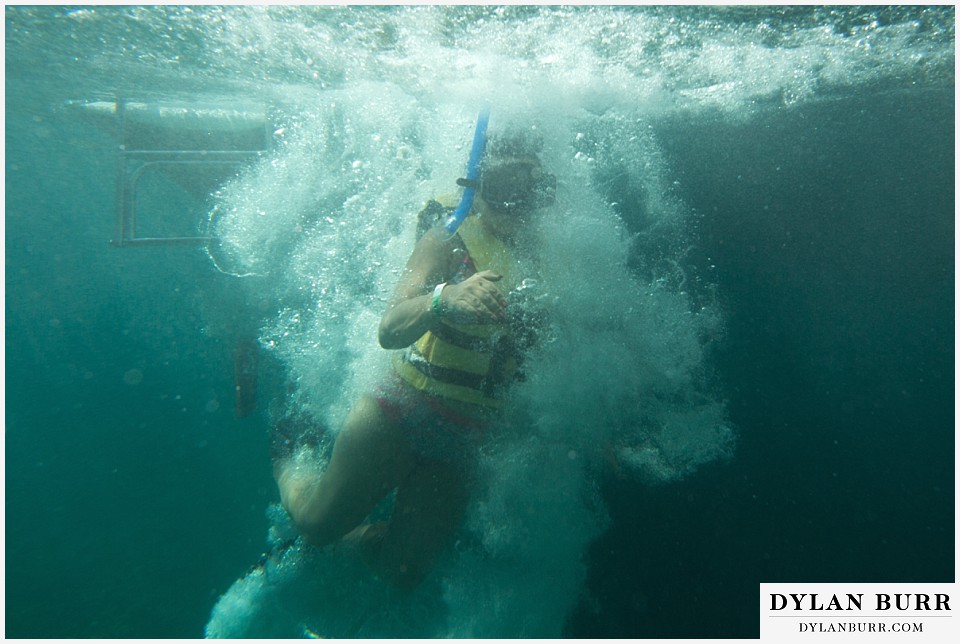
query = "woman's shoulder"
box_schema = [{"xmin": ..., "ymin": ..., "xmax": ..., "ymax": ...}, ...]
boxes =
[{"xmin": 416, "ymin": 194, "xmax": 460, "ymax": 240}]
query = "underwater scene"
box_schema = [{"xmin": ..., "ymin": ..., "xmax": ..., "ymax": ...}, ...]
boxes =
[{"xmin": 4, "ymin": 4, "xmax": 954, "ymax": 639}]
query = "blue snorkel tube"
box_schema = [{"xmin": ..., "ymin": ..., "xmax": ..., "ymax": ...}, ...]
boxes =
[{"xmin": 440, "ymin": 106, "xmax": 490, "ymax": 239}]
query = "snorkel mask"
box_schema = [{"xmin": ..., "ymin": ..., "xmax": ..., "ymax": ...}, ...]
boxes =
[
  {"xmin": 478, "ymin": 159, "xmax": 557, "ymax": 214},
  {"xmin": 449, "ymin": 116, "xmax": 556, "ymax": 232}
]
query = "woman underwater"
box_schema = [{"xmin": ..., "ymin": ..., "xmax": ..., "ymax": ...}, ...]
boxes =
[{"xmin": 272, "ymin": 122, "xmax": 557, "ymax": 589}]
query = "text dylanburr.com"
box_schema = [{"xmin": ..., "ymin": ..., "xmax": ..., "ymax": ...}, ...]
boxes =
[{"xmin": 760, "ymin": 584, "xmax": 956, "ymax": 642}]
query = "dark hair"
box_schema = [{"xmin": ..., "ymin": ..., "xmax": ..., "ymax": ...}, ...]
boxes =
[{"xmin": 484, "ymin": 123, "xmax": 544, "ymax": 163}]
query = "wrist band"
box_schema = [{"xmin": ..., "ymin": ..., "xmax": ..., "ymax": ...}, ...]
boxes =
[{"xmin": 431, "ymin": 283, "xmax": 447, "ymax": 319}]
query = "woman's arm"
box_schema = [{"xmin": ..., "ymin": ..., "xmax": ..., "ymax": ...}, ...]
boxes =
[
  {"xmin": 378, "ymin": 233, "xmax": 508, "ymax": 350},
  {"xmin": 378, "ymin": 232, "xmax": 453, "ymax": 350}
]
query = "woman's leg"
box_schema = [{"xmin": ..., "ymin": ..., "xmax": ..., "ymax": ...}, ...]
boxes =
[
  {"xmin": 274, "ymin": 394, "xmax": 417, "ymax": 548},
  {"xmin": 365, "ymin": 457, "xmax": 472, "ymax": 590}
]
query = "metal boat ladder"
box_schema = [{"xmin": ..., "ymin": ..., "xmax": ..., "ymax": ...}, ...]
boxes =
[{"xmin": 110, "ymin": 97, "xmax": 270, "ymax": 247}]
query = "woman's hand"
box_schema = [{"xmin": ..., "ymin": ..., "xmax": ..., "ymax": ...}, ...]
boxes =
[{"xmin": 442, "ymin": 270, "xmax": 508, "ymax": 323}]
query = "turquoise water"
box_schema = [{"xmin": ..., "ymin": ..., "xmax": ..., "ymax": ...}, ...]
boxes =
[{"xmin": 5, "ymin": 5, "xmax": 954, "ymax": 638}]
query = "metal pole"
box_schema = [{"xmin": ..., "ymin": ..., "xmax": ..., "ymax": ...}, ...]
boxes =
[{"xmin": 111, "ymin": 97, "xmax": 128, "ymax": 246}]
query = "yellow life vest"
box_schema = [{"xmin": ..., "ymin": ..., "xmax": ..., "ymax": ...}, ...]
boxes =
[{"xmin": 393, "ymin": 207, "xmax": 520, "ymax": 409}]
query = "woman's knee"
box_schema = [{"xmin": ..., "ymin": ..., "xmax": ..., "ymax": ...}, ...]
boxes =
[
  {"xmin": 274, "ymin": 394, "xmax": 413, "ymax": 547},
  {"xmin": 275, "ymin": 462, "xmax": 338, "ymax": 546},
  {"xmin": 279, "ymin": 481, "xmax": 363, "ymax": 547}
]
